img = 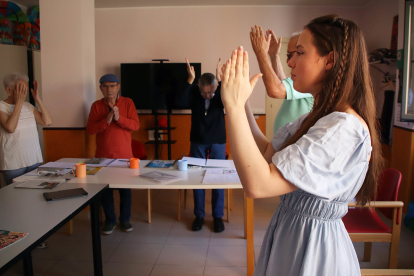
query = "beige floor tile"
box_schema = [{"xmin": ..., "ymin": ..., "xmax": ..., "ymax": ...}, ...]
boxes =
[
  {"xmin": 209, "ymin": 228, "xmax": 246, "ymax": 246},
  {"xmin": 3, "ymin": 259, "xmax": 58, "ymax": 276},
  {"xmin": 150, "ymin": 264, "xmax": 204, "ymax": 276},
  {"xmin": 103, "ymin": 263, "xmax": 153, "ymax": 276},
  {"xmin": 107, "ymin": 243, "xmax": 163, "ymax": 264},
  {"xmin": 156, "ymin": 244, "xmax": 208, "ymax": 266},
  {"xmin": 61, "ymin": 241, "xmax": 119, "ymax": 262},
  {"xmin": 205, "ymin": 245, "xmax": 247, "ymax": 267},
  {"xmin": 44, "ymin": 260, "xmax": 94, "ymax": 276},
  {"xmin": 31, "ymin": 239, "xmax": 74, "ymax": 260},
  {"xmin": 122, "ymin": 226, "xmax": 171, "ymax": 244},
  {"xmin": 203, "ymin": 266, "xmax": 248, "ymax": 276},
  {"xmin": 165, "ymin": 229, "xmax": 211, "ymax": 245}
]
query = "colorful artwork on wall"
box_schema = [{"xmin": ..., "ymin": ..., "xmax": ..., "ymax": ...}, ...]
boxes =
[
  {"xmin": 28, "ymin": 5, "xmax": 39, "ymax": 50},
  {"xmin": 0, "ymin": 1, "xmax": 33, "ymax": 47},
  {"xmin": 0, "ymin": 18, "xmax": 13, "ymax": 44}
]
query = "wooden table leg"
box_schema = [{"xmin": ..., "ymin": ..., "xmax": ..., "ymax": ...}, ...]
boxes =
[
  {"xmin": 147, "ymin": 189, "xmax": 151, "ymax": 224},
  {"xmin": 184, "ymin": 189, "xmax": 187, "ymax": 209},
  {"xmin": 178, "ymin": 190, "xmax": 181, "ymax": 221},
  {"xmin": 66, "ymin": 220, "xmax": 73, "ymax": 236},
  {"xmin": 244, "ymin": 192, "xmax": 254, "ymax": 276},
  {"xmin": 230, "ymin": 189, "xmax": 233, "ymax": 210},
  {"xmin": 227, "ymin": 189, "xmax": 230, "ymax": 222}
]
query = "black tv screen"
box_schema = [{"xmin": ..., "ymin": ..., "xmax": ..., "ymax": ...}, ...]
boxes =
[{"xmin": 121, "ymin": 63, "xmax": 201, "ymax": 110}]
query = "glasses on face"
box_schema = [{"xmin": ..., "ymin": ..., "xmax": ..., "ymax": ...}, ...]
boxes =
[
  {"xmin": 101, "ymin": 84, "xmax": 118, "ymax": 90},
  {"xmin": 287, "ymin": 51, "xmax": 298, "ymax": 61},
  {"xmin": 201, "ymin": 92, "xmax": 214, "ymax": 96}
]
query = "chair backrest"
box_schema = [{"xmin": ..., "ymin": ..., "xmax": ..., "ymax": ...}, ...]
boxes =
[
  {"xmin": 131, "ymin": 139, "xmax": 147, "ymax": 160},
  {"xmin": 376, "ymin": 168, "xmax": 402, "ymax": 220}
]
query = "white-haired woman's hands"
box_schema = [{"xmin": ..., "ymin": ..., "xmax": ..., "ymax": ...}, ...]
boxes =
[
  {"xmin": 220, "ymin": 46, "xmax": 262, "ymax": 111},
  {"xmin": 15, "ymin": 81, "xmax": 27, "ymax": 105},
  {"xmin": 30, "ymin": 80, "xmax": 40, "ymax": 102}
]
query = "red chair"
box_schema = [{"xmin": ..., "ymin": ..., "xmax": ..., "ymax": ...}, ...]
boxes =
[
  {"xmin": 342, "ymin": 168, "xmax": 403, "ymax": 268},
  {"xmin": 131, "ymin": 139, "xmax": 153, "ymax": 223}
]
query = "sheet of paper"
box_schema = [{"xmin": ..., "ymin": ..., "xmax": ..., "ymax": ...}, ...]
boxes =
[
  {"xmin": 205, "ymin": 159, "xmax": 233, "ymax": 168},
  {"xmin": 39, "ymin": 162, "xmax": 77, "ymax": 169},
  {"xmin": 182, "ymin": 157, "xmax": 206, "ymax": 166},
  {"xmin": 106, "ymin": 159, "xmax": 129, "ymax": 167},
  {"xmin": 202, "ymin": 174, "xmax": 241, "ymax": 184},
  {"xmin": 205, "ymin": 169, "xmax": 237, "ymax": 175},
  {"xmin": 87, "ymin": 159, "xmax": 114, "ymax": 167}
]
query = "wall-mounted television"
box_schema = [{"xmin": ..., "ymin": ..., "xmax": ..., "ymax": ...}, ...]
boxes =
[{"xmin": 120, "ymin": 63, "xmax": 201, "ymax": 110}]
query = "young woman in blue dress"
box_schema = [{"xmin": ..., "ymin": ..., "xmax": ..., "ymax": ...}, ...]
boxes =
[{"xmin": 220, "ymin": 15, "xmax": 384, "ymax": 276}]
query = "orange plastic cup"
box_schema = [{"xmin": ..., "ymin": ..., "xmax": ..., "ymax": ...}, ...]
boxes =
[
  {"xmin": 127, "ymin": 158, "xmax": 140, "ymax": 169},
  {"xmin": 72, "ymin": 163, "xmax": 87, "ymax": 178}
]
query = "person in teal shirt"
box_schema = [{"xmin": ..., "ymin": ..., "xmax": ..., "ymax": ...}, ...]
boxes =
[{"xmin": 250, "ymin": 27, "xmax": 314, "ymax": 134}]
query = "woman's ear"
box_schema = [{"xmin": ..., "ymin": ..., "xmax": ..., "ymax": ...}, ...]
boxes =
[
  {"xmin": 5, "ymin": 86, "xmax": 12, "ymax": 96},
  {"xmin": 325, "ymin": 51, "xmax": 334, "ymax": 70}
]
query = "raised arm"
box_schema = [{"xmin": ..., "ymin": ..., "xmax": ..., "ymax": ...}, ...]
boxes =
[
  {"xmin": 221, "ymin": 47, "xmax": 297, "ymax": 199},
  {"xmin": 31, "ymin": 81, "xmax": 52, "ymax": 126},
  {"xmin": 250, "ymin": 25, "xmax": 286, "ymax": 99},
  {"xmin": 175, "ymin": 58, "xmax": 196, "ymax": 107},
  {"xmin": 0, "ymin": 82, "xmax": 27, "ymax": 133},
  {"xmin": 267, "ymin": 29, "xmax": 287, "ymax": 81}
]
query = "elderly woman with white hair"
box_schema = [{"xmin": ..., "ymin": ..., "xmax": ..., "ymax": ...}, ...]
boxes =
[{"xmin": 0, "ymin": 72, "xmax": 52, "ymax": 185}]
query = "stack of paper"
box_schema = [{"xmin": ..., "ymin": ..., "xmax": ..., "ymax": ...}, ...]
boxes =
[{"xmin": 202, "ymin": 169, "xmax": 241, "ymax": 184}]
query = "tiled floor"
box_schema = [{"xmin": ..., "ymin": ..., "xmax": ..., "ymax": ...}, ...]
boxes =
[{"xmin": 3, "ymin": 189, "xmax": 414, "ymax": 275}]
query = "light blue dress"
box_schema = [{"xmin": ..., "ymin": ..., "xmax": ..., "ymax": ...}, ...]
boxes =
[{"xmin": 254, "ymin": 112, "xmax": 372, "ymax": 276}]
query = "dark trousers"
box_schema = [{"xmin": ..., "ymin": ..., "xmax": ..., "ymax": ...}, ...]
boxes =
[
  {"xmin": 100, "ymin": 188, "xmax": 132, "ymax": 225},
  {"xmin": 190, "ymin": 142, "xmax": 226, "ymax": 218},
  {"xmin": 3, "ymin": 163, "xmax": 40, "ymax": 185}
]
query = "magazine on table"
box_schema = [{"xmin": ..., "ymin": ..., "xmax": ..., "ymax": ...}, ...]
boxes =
[
  {"xmin": 138, "ymin": 171, "xmax": 183, "ymax": 184},
  {"xmin": 0, "ymin": 230, "xmax": 28, "ymax": 250},
  {"xmin": 145, "ymin": 160, "xmax": 176, "ymax": 168},
  {"xmin": 15, "ymin": 179, "xmax": 65, "ymax": 189}
]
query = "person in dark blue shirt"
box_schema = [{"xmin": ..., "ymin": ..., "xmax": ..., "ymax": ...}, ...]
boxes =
[{"xmin": 175, "ymin": 58, "xmax": 226, "ymax": 233}]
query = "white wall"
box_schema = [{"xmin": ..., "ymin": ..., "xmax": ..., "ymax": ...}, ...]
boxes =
[
  {"xmin": 40, "ymin": 0, "xmax": 96, "ymax": 127},
  {"xmin": 95, "ymin": 5, "xmax": 364, "ymax": 113}
]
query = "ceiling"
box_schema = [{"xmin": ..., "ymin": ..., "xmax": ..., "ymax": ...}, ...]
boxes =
[{"xmin": 12, "ymin": 0, "xmax": 375, "ymax": 9}]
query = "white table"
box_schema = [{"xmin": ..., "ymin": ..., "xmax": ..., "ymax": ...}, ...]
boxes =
[
  {"xmin": 0, "ymin": 182, "xmax": 109, "ymax": 276},
  {"xmin": 14, "ymin": 158, "xmax": 256, "ymax": 276}
]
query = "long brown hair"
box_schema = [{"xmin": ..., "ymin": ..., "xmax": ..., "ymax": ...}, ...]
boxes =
[{"xmin": 281, "ymin": 15, "xmax": 384, "ymax": 205}]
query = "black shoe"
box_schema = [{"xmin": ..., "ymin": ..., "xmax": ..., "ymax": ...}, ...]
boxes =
[
  {"xmin": 213, "ymin": 217, "xmax": 225, "ymax": 233},
  {"xmin": 102, "ymin": 223, "xmax": 116, "ymax": 235},
  {"xmin": 192, "ymin": 216, "xmax": 204, "ymax": 231},
  {"xmin": 120, "ymin": 222, "xmax": 133, "ymax": 232}
]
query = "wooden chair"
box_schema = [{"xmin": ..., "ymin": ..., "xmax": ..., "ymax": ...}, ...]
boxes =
[
  {"xmin": 131, "ymin": 139, "xmax": 152, "ymax": 223},
  {"xmin": 342, "ymin": 168, "xmax": 403, "ymax": 269}
]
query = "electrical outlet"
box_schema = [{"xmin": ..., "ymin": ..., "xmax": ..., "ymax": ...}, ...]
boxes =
[{"xmin": 148, "ymin": 130, "xmax": 163, "ymax": 140}]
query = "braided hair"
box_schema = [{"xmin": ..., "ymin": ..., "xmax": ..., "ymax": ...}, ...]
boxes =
[{"xmin": 280, "ymin": 15, "xmax": 384, "ymax": 206}]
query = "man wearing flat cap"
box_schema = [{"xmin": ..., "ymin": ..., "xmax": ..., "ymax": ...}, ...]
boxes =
[{"xmin": 87, "ymin": 74, "xmax": 140, "ymax": 234}]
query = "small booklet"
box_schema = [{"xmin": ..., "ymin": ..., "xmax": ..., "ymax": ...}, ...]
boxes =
[
  {"xmin": 139, "ymin": 171, "xmax": 183, "ymax": 184},
  {"xmin": 86, "ymin": 166, "xmax": 103, "ymax": 175},
  {"xmin": 0, "ymin": 230, "xmax": 28, "ymax": 250},
  {"xmin": 146, "ymin": 160, "xmax": 176, "ymax": 168},
  {"xmin": 15, "ymin": 180, "xmax": 65, "ymax": 189},
  {"xmin": 202, "ymin": 169, "xmax": 241, "ymax": 184}
]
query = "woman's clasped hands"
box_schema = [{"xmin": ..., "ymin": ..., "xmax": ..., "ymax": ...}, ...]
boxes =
[{"xmin": 220, "ymin": 46, "xmax": 262, "ymax": 111}]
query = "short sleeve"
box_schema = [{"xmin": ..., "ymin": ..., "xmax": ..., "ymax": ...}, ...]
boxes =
[
  {"xmin": 271, "ymin": 113, "xmax": 308, "ymax": 151},
  {"xmin": 24, "ymin": 102, "xmax": 35, "ymax": 112},
  {"xmin": 0, "ymin": 102, "xmax": 9, "ymax": 114},
  {"xmin": 283, "ymin": 78, "xmax": 314, "ymax": 100},
  {"xmin": 272, "ymin": 112, "xmax": 372, "ymax": 201}
]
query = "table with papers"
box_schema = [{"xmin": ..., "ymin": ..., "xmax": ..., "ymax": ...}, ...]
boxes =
[{"xmin": 14, "ymin": 158, "xmax": 256, "ymax": 276}]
